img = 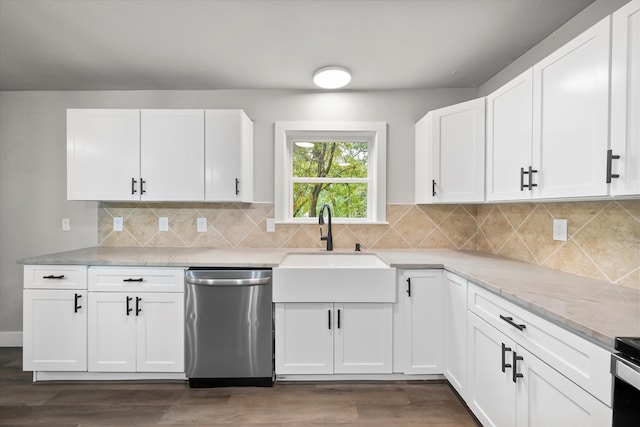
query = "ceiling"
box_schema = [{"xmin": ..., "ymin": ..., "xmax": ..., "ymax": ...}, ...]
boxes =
[{"xmin": 0, "ymin": 0, "xmax": 596, "ymax": 91}]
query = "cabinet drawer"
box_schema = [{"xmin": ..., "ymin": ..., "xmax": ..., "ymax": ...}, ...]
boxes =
[
  {"xmin": 467, "ymin": 283, "xmax": 612, "ymax": 406},
  {"xmin": 89, "ymin": 267, "xmax": 184, "ymax": 292},
  {"xmin": 24, "ymin": 265, "xmax": 87, "ymax": 290}
]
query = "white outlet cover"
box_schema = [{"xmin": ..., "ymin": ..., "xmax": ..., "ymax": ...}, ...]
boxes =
[
  {"xmin": 266, "ymin": 218, "xmax": 276, "ymax": 233},
  {"xmin": 159, "ymin": 217, "xmax": 169, "ymax": 232},
  {"xmin": 113, "ymin": 217, "xmax": 124, "ymax": 232},
  {"xmin": 61, "ymin": 218, "xmax": 70, "ymax": 231},
  {"xmin": 553, "ymin": 219, "xmax": 568, "ymax": 241},
  {"xmin": 197, "ymin": 217, "xmax": 207, "ymax": 232}
]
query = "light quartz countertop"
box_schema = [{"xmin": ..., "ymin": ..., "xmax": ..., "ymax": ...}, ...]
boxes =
[{"xmin": 19, "ymin": 246, "xmax": 639, "ymax": 350}]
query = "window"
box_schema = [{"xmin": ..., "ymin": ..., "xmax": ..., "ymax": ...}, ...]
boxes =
[{"xmin": 275, "ymin": 121, "xmax": 386, "ymax": 223}]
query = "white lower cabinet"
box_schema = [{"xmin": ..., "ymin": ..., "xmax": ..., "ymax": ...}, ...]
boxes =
[
  {"xmin": 467, "ymin": 312, "xmax": 612, "ymax": 427},
  {"xmin": 400, "ymin": 270, "xmax": 444, "ymax": 374},
  {"xmin": 88, "ymin": 292, "xmax": 184, "ymax": 373},
  {"xmin": 275, "ymin": 302, "xmax": 392, "ymax": 375},
  {"xmin": 23, "ymin": 289, "xmax": 87, "ymax": 371},
  {"xmin": 443, "ymin": 272, "xmax": 467, "ymax": 396}
]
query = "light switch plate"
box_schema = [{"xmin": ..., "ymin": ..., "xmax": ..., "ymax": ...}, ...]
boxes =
[
  {"xmin": 197, "ymin": 217, "xmax": 207, "ymax": 233},
  {"xmin": 266, "ymin": 218, "xmax": 276, "ymax": 233},
  {"xmin": 113, "ymin": 217, "xmax": 124, "ymax": 232},
  {"xmin": 61, "ymin": 218, "xmax": 70, "ymax": 231},
  {"xmin": 159, "ymin": 217, "xmax": 169, "ymax": 232},
  {"xmin": 553, "ymin": 219, "xmax": 568, "ymax": 241}
]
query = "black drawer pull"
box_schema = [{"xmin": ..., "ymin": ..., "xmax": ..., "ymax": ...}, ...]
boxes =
[
  {"xmin": 520, "ymin": 167, "xmax": 526, "ymax": 191},
  {"xmin": 328, "ymin": 310, "xmax": 331, "ymax": 330},
  {"xmin": 512, "ymin": 351, "xmax": 524, "ymax": 383},
  {"xmin": 337, "ymin": 309, "xmax": 341, "ymax": 329},
  {"xmin": 406, "ymin": 277, "xmax": 411, "ymax": 297},
  {"xmin": 140, "ymin": 178, "xmax": 146, "ymax": 195},
  {"xmin": 123, "ymin": 278, "xmax": 143, "ymax": 283},
  {"xmin": 136, "ymin": 297, "xmax": 142, "ymax": 316},
  {"xmin": 432, "ymin": 179, "xmax": 437, "ymax": 197},
  {"xmin": 43, "ymin": 274, "xmax": 64, "ymax": 279},
  {"xmin": 500, "ymin": 315, "xmax": 526, "ymax": 331},
  {"xmin": 235, "ymin": 178, "xmax": 240, "ymax": 195},
  {"xmin": 501, "ymin": 343, "xmax": 512, "ymax": 372},
  {"xmin": 131, "ymin": 177, "xmax": 138, "ymax": 195},
  {"xmin": 126, "ymin": 296, "xmax": 133, "ymax": 315},
  {"xmin": 74, "ymin": 293, "xmax": 82, "ymax": 313}
]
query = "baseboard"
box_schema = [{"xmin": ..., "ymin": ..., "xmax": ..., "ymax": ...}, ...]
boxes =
[{"xmin": 0, "ymin": 331, "xmax": 23, "ymax": 347}]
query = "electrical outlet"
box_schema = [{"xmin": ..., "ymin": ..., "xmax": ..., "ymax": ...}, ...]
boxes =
[
  {"xmin": 159, "ymin": 217, "xmax": 169, "ymax": 232},
  {"xmin": 266, "ymin": 218, "xmax": 276, "ymax": 233},
  {"xmin": 61, "ymin": 218, "xmax": 70, "ymax": 231},
  {"xmin": 197, "ymin": 217, "xmax": 207, "ymax": 233},
  {"xmin": 113, "ymin": 217, "xmax": 124, "ymax": 232},
  {"xmin": 553, "ymin": 219, "xmax": 568, "ymax": 241}
]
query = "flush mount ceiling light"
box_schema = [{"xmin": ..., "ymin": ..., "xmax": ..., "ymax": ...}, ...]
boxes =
[
  {"xmin": 313, "ymin": 66, "xmax": 351, "ymax": 89},
  {"xmin": 295, "ymin": 142, "xmax": 314, "ymax": 148}
]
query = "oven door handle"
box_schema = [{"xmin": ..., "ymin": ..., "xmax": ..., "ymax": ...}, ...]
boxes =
[{"xmin": 611, "ymin": 354, "xmax": 640, "ymax": 390}]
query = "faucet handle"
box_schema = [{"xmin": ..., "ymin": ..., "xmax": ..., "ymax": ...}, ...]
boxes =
[
  {"xmin": 320, "ymin": 227, "xmax": 327, "ymax": 241},
  {"xmin": 355, "ymin": 243, "xmax": 361, "ymax": 251}
]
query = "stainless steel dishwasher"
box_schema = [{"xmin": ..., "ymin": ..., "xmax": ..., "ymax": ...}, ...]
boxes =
[{"xmin": 185, "ymin": 268, "xmax": 273, "ymax": 387}]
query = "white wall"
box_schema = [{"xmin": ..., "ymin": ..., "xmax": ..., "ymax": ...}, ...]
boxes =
[
  {"xmin": 0, "ymin": 88, "xmax": 477, "ymax": 339},
  {"xmin": 479, "ymin": 0, "xmax": 630, "ymax": 96}
]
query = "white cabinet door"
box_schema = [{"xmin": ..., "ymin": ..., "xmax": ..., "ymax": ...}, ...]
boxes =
[
  {"xmin": 67, "ymin": 109, "xmax": 140, "ymax": 201},
  {"xmin": 431, "ymin": 98, "xmax": 486, "ymax": 203},
  {"xmin": 205, "ymin": 110, "xmax": 253, "ymax": 202},
  {"xmin": 486, "ymin": 69, "xmax": 535, "ymax": 201},
  {"xmin": 401, "ymin": 271, "xmax": 443, "ymax": 375},
  {"xmin": 532, "ymin": 18, "xmax": 610, "ymax": 199},
  {"xmin": 275, "ymin": 303, "xmax": 334, "ymax": 375},
  {"xmin": 334, "ymin": 303, "xmax": 393, "ymax": 374},
  {"xmin": 88, "ymin": 293, "xmax": 136, "ymax": 372},
  {"xmin": 415, "ymin": 113, "xmax": 434, "ymax": 204},
  {"xmin": 23, "ymin": 290, "xmax": 87, "ymax": 371},
  {"xmin": 610, "ymin": 0, "xmax": 640, "ymax": 196},
  {"xmin": 140, "ymin": 109, "xmax": 205, "ymax": 201},
  {"xmin": 136, "ymin": 293, "xmax": 184, "ymax": 373},
  {"xmin": 443, "ymin": 272, "xmax": 467, "ymax": 396},
  {"xmin": 515, "ymin": 347, "xmax": 612, "ymax": 427},
  {"xmin": 467, "ymin": 312, "xmax": 517, "ymax": 427}
]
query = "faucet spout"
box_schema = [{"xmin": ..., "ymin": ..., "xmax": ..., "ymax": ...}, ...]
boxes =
[{"xmin": 318, "ymin": 204, "xmax": 333, "ymax": 251}]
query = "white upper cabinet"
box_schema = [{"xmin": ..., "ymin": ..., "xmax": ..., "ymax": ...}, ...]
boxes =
[
  {"xmin": 205, "ymin": 110, "xmax": 253, "ymax": 202},
  {"xmin": 486, "ymin": 70, "xmax": 534, "ymax": 202},
  {"xmin": 67, "ymin": 109, "xmax": 141, "ymax": 201},
  {"xmin": 140, "ymin": 110, "xmax": 205, "ymax": 201},
  {"xmin": 415, "ymin": 98, "xmax": 486, "ymax": 203},
  {"xmin": 532, "ymin": 17, "xmax": 611, "ymax": 199},
  {"xmin": 610, "ymin": 0, "xmax": 640, "ymax": 196}
]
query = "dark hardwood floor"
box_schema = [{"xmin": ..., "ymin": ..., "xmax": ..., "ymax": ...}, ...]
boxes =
[{"xmin": 0, "ymin": 347, "xmax": 479, "ymax": 426}]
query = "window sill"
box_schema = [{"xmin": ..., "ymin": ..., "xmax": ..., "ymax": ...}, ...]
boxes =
[{"xmin": 275, "ymin": 220, "xmax": 389, "ymax": 226}]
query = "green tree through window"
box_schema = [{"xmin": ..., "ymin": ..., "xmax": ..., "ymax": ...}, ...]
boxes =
[{"xmin": 292, "ymin": 141, "xmax": 368, "ymax": 218}]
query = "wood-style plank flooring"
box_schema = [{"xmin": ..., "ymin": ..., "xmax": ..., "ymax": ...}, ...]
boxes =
[{"xmin": 0, "ymin": 348, "xmax": 479, "ymax": 426}]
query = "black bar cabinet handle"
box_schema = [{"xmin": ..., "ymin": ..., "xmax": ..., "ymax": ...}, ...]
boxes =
[
  {"xmin": 140, "ymin": 178, "xmax": 146, "ymax": 195},
  {"xmin": 527, "ymin": 166, "xmax": 538, "ymax": 190},
  {"xmin": 501, "ymin": 343, "xmax": 512, "ymax": 372},
  {"xmin": 235, "ymin": 178, "xmax": 240, "ymax": 195},
  {"xmin": 606, "ymin": 149, "xmax": 620, "ymax": 183},
  {"xmin": 520, "ymin": 167, "xmax": 526, "ymax": 191},
  {"xmin": 131, "ymin": 177, "xmax": 138, "ymax": 195},
  {"xmin": 123, "ymin": 278, "xmax": 143, "ymax": 283},
  {"xmin": 136, "ymin": 297, "xmax": 142, "ymax": 316},
  {"xmin": 406, "ymin": 278, "xmax": 411, "ymax": 297},
  {"xmin": 328, "ymin": 310, "xmax": 331, "ymax": 330},
  {"xmin": 74, "ymin": 293, "xmax": 82, "ymax": 313},
  {"xmin": 500, "ymin": 315, "xmax": 526, "ymax": 331},
  {"xmin": 512, "ymin": 351, "xmax": 524, "ymax": 383},
  {"xmin": 337, "ymin": 309, "xmax": 341, "ymax": 329},
  {"xmin": 432, "ymin": 179, "xmax": 436, "ymax": 197},
  {"xmin": 43, "ymin": 274, "xmax": 64, "ymax": 279},
  {"xmin": 126, "ymin": 296, "xmax": 133, "ymax": 315}
]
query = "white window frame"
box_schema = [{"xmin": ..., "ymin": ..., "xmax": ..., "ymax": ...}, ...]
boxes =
[{"xmin": 275, "ymin": 121, "xmax": 387, "ymax": 224}]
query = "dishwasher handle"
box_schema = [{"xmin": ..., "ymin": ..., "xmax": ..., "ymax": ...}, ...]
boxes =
[{"xmin": 185, "ymin": 277, "xmax": 271, "ymax": 286}]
